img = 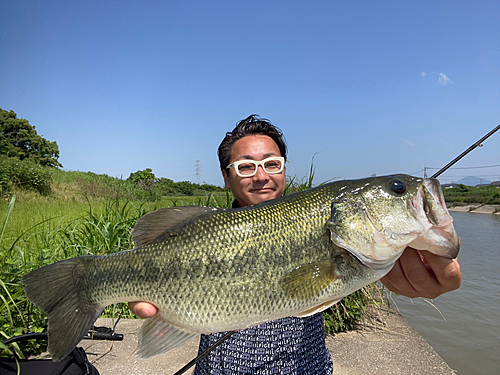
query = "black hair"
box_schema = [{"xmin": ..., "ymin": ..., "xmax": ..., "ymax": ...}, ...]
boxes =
[{"xmin": 218, "ymin": 115, "xmax": 287, "ymax": 171}]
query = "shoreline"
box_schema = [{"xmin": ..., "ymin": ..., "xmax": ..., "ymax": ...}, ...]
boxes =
[
  {"xmin": 447, "ymin": 204, "xmax": 500, "ymax": 215},
  {"xmin": 326, "ymin": 302, "xmax": 455, "ymax": 374}
]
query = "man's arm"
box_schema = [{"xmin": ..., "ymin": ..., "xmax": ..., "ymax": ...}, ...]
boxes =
[{"xmin": 128, "ymin": 247, "xmax": 462, "ymax": 318}]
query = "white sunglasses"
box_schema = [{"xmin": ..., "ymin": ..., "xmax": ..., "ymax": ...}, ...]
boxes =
[{"xmin": 226, "ymin": 156, "xmax": 285, "ymax": 177}]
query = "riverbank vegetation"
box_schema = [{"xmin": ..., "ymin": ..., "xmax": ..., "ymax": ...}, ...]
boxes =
[
  {"xmin": 442, "ymin": 184, "xmax": 500, "ymax": 205},
  {"xmin": 0, "ymin": 157, "xmax": 227, "ymax": 203}
]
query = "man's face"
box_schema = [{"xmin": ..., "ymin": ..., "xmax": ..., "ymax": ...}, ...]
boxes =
[{"xmin": 222, "ymin": 135, "xmax": 286, "ymax": 207}]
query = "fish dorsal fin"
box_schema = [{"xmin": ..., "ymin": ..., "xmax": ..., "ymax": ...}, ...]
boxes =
[
  {"xmin": 132, "ymin": 206, "xmax": 223, "ymax": 246},
  {"xmin": 136, "ymin": 315, "xmax": 199, "ymax": 359},
  {"xmin": 280, "ymin": 259, "xmax": 339, "ymax": 301},
  {"xmin": 293, "ymin": 298, "xmax": 342, "ymax": 318}
]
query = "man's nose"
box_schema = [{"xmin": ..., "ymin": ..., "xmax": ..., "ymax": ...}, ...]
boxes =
[{"xmin": 253, "ymin": 165, "xmax": 269, "ymax": 180}]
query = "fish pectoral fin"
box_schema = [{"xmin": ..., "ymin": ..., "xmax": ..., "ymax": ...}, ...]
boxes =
[
  {"xmin": 280, "ymin": 260, "xmax": 339, "ymax": 301},
  {"xmin": 293, "ymin": 298, "xmax": 343, "ymax": 318},
  {"xmin": 132, "ymin": 206, "xmax": 224, "ymax": 246},
  {"xmin": 136, "ymin": 315, "xmax": 199, "ymax": 359}
]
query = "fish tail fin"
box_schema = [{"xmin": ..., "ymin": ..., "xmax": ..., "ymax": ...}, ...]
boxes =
[{"xmin": 22, "ymin": 256, "xmax": 104, "ymax": 361}]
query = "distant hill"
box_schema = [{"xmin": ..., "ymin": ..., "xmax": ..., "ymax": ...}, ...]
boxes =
[{"xmin": 456, "ymin": 176, "xmax": 492, "ymax": 186}]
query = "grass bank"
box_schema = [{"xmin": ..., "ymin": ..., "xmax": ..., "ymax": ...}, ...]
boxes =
[{"xmin": 442, "ymin": 184, "xmax": 500, "ymax": 205}]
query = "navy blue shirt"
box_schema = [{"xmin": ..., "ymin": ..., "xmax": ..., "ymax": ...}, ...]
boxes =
[{"xmin": 193, "ymin": 313, "xmax": 333, "ymax": 375}]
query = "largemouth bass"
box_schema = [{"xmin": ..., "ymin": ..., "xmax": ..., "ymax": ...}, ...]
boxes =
[{"xmin": 22, "ymin": 174, "xmax": 459, "ymax": 361}]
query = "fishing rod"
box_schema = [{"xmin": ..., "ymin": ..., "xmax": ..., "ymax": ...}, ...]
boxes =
[
  {"xmin": 431, "ymin": 123, "xmax": 500, "ymax": 179},
  {"xmin": 173, "ymin": 122, "xmax": 500, "ymax": 375},
  {"xmin": 173, "ymin": 331, "xmax": 235, "ymax": 375}
]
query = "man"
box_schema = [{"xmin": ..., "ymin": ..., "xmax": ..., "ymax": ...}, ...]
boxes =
[{"xmin": 130, "ymin": 115, "xmax": 462, "ymax": 373}]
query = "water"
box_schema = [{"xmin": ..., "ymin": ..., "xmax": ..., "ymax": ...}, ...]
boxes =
[{"xmin": 394, "ymin": 212, "xmax": 500, "ymax": 375}]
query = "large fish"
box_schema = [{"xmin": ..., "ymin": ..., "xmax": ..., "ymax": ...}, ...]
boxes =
[{"xmin": 22, "ymin": 174, "xmax": 459, "ymax": 361}]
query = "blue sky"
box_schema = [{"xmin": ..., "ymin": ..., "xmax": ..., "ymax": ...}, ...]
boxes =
[{"xmin": 1, "ymin": 0, "xmax": 499, "ymax": 186}]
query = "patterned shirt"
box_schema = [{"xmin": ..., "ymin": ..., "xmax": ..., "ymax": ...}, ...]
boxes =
[{"xmin": 193, "ymin": 313, "xmax": 333, "ymax": 375}]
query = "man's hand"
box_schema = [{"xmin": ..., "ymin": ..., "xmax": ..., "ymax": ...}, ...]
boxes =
[
  {"xmin": 381, "ymin": 247, "xmax": 462, "ymax": 299},
  {"xmin": 128, "ymin": 301, "xmax": 158, "ymax": 318}
]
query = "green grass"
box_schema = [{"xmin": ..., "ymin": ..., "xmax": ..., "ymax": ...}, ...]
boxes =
[
  {"xmin": 161, "ymin": 191, "xmax": 233, "ymax": 208},
  {"xmin": 443, "ymin": 184, "xmax": 500, "ymax": 205},
  {"xmin": 0, "ymin": 196, "xmax": 158, "ymax": 357}
]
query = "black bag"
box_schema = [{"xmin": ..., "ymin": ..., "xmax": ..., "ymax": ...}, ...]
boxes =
[{"xmin": 0, "ymin": 333, "xmax": 100, "ymax": 375}]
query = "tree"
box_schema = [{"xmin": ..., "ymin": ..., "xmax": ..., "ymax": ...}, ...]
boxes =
[
  {"xmin": 0, "ymin": 108, "xmax": 63, "ymax": 168},
  {"xmin": 156, "ymin": 177, "xmax": 177, "ymax": 195},
  {"xmin": 127, "ymin": 168, "xmax": 157, "ymax": 200},
  {"xmin": 127, "ymin": 168, "xmax": 156, "ymax": 184},
  {"xmin": 175, "ymin": 180, "xmax": 196, "ymax": 196}
]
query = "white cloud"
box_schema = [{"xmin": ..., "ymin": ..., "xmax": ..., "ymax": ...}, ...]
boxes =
[
  {"xmin": 401, "ymin": 138, "xmax": 416, "ymax": 147},
  {"xmin": 420, "ymin": 71, "xmax": 427, "ymax": 77},
  {"xmin": 438, "ymin": 72, "xmax": 453, "ymax": 86}
]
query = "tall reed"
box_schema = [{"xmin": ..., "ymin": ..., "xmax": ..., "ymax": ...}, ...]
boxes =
[{"xmin": 0, "ymin": 196, "xmax": 153, "ymax": 356}]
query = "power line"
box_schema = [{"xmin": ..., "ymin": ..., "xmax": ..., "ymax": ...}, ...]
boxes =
[
  {"xmin": 441, "ymin": 174, "xmax": 500, "ymax": 177},
  {"xmin": 409, "ymin": 169, "xmax": 424, "ymax": 175},
  {"xmin": 426, "ymin": 164, "xmax": 500, "ymax": 170},
  {"xmin": 431, "ymin": 123, "xmax": 500, "ymax": 178},
  {"xmin": 439, "ymin": 172, "xmax": 500, "ymax": 179}
]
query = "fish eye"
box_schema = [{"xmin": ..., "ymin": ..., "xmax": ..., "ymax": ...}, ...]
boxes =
[{"xmin": 389, "ymin": 179, "xmax": 406, "ymax": 195}]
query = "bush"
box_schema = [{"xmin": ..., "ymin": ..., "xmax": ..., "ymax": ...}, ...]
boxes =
[
  {"xmin": 0, "ymin": 157, "xmax": 52, "ymax": 196},
  {"xmin": 0, "ymin": 170, "xmax": 9, "ymax": 195},
  {"xmin": 443, "ymin": 185, "xmax": 500, "ymax": 205},
  {"xmin": 323, "ymin": 289, "xmax": 374, "ymax": 334}
]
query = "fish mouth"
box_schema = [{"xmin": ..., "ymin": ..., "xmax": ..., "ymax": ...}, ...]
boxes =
[{"xmin": 407, "ymin": 178, "xmax": 460, "ymax": 259}]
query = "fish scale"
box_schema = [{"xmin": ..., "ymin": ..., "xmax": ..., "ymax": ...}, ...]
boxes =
[{"xmin": 22, "ymin": 174, "xmax": 459, "ymax": 361}]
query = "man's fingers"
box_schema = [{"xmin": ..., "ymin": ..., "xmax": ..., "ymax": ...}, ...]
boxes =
[
  {"xmin": 381, "ymin": 249, "xmax": 421, "ymax": 298},
  {"xmin": 381, "ymin": 248, "xmax": 462, "ymax": 299},
  {"xmin": 419, "ymin": 251, "xmax": 462, "ymax": 292},
  {"xmin": 398, "ymin": 249, "xmax": 438, "ymax": 294},
  {"xmin": 128, "ymin": 301, "xmax": 158, "ymax": 318}
]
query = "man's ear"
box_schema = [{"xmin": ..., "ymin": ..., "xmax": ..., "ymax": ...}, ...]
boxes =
[{"xmin": 222, "ymin": 169, "xmax": 231, "ymax": 189}]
